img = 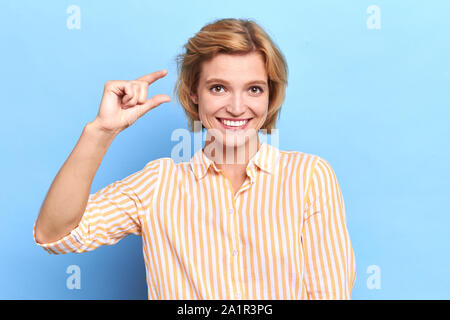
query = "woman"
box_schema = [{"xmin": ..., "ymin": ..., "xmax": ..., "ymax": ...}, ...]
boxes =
[{"xmin": 34, "ymin": 18, "xmax": 356, "ymax": 300}]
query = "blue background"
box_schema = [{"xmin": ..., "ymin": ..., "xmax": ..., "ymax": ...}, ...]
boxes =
[{"xmin": 1, "ymin": 0, "xmax": 449, "ymax": 299}]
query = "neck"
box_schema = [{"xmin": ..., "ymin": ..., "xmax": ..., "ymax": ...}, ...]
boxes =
[{"xmin": 202, "ymin": 133, "xmax": 261, "ymax": 172}]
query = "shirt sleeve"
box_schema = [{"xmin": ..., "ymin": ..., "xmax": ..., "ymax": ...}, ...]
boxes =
[
  {"xmin": 33, "ymin": 159, "xmax": 161, "ymax": 254},
  {"xmin": 301, "ymin": 157, "xmax": 356, "ymax": 299}
]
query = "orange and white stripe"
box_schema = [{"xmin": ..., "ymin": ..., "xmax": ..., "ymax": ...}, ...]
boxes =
[{"xmin": 33, "ymin": 142, "xmax": 356, "ymax": 299}]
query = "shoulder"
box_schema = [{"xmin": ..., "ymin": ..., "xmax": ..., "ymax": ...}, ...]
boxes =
[
  {"xmin": 142, "ymin": 157, "xmax": 174, "ymax": 174},
  {"xmin": 143, "ymin": 157, "xmax": 170, "ymax": 169},
  {"xmin": 119, "ymin": 157, "xmax": 167, "ymax": 184},
  {"xmin": 143, "ymin": 157, "xmax": 192, "ymax": 175},
  {"xmin": 276, "ymin": 148, "xmax": 339, "ymax": 180},
  {"xmin": 276, "ymin": 147, "xmax": 321, "ymax": 170}
]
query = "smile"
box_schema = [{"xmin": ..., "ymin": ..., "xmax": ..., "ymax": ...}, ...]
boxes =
[{"xmin": 217, "ymin": 118, "xmax": 251, "ymax": 129}]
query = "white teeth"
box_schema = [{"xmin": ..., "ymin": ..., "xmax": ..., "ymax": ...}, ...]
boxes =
[{"xmin": 221, "ymin": 119, "xmax": 248, "ymax": 127}]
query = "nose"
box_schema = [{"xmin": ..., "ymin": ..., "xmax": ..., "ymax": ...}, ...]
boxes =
[{"xmin": 225, "ymin": 93, "xmax": 246, "ymax": 116}]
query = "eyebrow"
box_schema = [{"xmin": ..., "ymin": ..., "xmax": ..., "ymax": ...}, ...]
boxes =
[{"xmin": 204, "ymin": 78, "xmax": 268, "ymax": 87}]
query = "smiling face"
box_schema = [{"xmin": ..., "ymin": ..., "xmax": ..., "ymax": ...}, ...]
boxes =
[{"xmin": 191, "ymin": 51, "xmax": 269, "ymax": 150}]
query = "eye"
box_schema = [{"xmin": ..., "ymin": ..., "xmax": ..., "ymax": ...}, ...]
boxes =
[
  {"xmin": 210, "ymin": 84, "xmax": 225, "ymax": 93},
  {"xmin": 249, "ymin": 86, "xmax": 263, "ymax": 94}
]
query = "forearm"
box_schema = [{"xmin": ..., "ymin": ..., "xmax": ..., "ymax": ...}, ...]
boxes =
[{"xmin": 34, "ymin": 120, "xmax": 118, "ymax": 243}]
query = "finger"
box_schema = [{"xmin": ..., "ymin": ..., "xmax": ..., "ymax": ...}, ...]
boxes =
[
  {"xmin": 135, "ymin": 69, "xmax": 168, "ymax": 85},
  {"xmin": 123, "ymin": 83, "xmax": 139, "ymax": 108},
  {"xmin": 131, "ymin": 94, "xmax": 171, "ymax": 118},
  {"xmin": 134, "ymin": 82, "xmax": 148, "ymax": 105},
  {"xmin": 121, "ymin": 83, "xmax": 135, "ymax": 107},
  {"xmin": 122, "ymin": 94, "xmax": 132, "ymax": 106},
  {"xmin": 128, "ymin": 80, "xmax": 150, "ymax": 104}
]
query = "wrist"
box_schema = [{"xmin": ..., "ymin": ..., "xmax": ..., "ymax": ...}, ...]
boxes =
[{"xmin": 85, "ymin": 120, "xmax": 119, "ymax": 144}]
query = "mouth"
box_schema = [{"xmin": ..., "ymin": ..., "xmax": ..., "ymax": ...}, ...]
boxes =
[{"xmin": 216, "ymin": 117, "xmax": 252, "ymax": 130}]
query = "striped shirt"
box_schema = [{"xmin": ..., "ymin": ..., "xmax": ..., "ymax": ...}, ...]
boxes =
[{"xmin": 33, "ymin": 142, "xmax": 356, "ymax": 299}]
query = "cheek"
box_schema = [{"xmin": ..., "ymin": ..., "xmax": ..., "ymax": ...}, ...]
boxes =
[
  {"xmin": 199, "ymin": 96, "xmax": 222, "ymax": 117},
  {"xmin": 255, "ymin": 100, "xmax": 269, "ymax": 119},
  {"xmin": 197, "ymin": 108, "xmax": 209, "ymax": 126},
  {"xmin": 197, "ymin": 100, "xmax": 220, "ymax": 127}
]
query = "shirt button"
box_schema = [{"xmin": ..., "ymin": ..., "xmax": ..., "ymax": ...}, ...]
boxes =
[
  {"xmin": 232, "ymin": 250, "xmax": 238, "ymax": 256},
  {"xmin": 228, "ymin": 208, "xmax": 234, "ymax": 214},
  {"xmin": 235, "ymin": 292, "xmax": 241, "ymax": 299}
]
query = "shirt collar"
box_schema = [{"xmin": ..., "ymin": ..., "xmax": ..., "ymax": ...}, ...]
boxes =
[{"xmin": 189, "ymin": 142, "xmax": 281, "ymax": 181}]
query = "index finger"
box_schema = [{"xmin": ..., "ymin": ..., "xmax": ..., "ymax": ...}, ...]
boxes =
[{"xmin": 136, "ymin": 69, "xmax": 168, "ymax": 85}]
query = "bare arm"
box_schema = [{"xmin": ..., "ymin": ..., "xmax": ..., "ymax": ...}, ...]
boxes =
[
  {"xmin": 34, "ymin": 121, "xmax": 116, "ymax": 243},
  {"xmin": 34, "ymin": 70, "xmax": 171, "ymax": 244}
]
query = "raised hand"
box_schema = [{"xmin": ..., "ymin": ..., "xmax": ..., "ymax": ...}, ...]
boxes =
[{"xmin": 93, "ymin": 70, "xmax": 171, "ymax": 134}]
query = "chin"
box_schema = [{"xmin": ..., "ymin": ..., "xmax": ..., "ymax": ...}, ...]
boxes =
[
  {"xmin": 222, "ymin": 136, "xmax": 247, "ymax": 148},
  {"xmin": 206, "ymin": 125, "xmax": 259, "ymax": 143},
  {"xmin": 220, "ymin": 128, "xmax": 259, "ymax": 148}
]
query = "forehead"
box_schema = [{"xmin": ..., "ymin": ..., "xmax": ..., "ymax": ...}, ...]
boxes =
[{"xmin": 199, "ymin": 51, "xmax": 267, "ymax": 82}]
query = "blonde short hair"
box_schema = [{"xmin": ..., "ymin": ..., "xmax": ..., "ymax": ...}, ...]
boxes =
[{"xmin": 173, "ymin": 18, "xmax": 288, "ymax": 134}]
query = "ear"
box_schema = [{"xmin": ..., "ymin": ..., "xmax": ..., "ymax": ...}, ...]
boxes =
[{"xmin": 190, "ymin": 93, "xmax": 198, "ymax": 104}]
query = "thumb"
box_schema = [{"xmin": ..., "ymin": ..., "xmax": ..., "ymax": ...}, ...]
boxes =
[{"xmin": 127, "ymin": 94, "xmax": 171, "ymax": 120}]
